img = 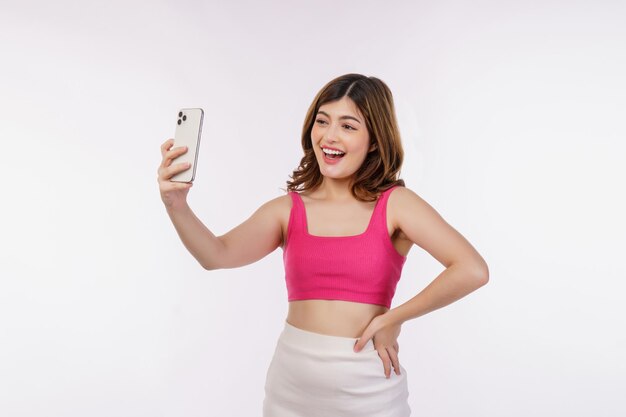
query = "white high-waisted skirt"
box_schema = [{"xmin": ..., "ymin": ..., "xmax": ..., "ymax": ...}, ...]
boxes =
[{"xmin": 263, "ymin": 320, "xmax": 411, "ymax": 417}]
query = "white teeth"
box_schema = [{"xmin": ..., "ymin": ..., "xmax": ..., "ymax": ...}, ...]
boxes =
[{"xmin": 322, "ymin": 147, "xmax": 345, "ymax": 155}]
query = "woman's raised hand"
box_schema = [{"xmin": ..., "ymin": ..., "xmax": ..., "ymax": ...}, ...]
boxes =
[{"xmin": 157, "ymin": 138, "xmax": 193, "ymax": 209}]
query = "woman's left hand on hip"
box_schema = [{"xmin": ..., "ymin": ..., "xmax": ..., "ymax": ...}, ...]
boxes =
[{"xmin": 353, "ymin": 313, "xmax": 402, "ymax": 378}]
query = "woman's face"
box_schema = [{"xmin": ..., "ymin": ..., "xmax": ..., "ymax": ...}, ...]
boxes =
[{"xmin": 310, "ymin": 96, "xmax": 374, "ymax": 182}]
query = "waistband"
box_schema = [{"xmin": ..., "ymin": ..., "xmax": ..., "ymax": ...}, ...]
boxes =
[{"xmin": 280, "ymin": 320, "xmax": 375, "ymax": 352}]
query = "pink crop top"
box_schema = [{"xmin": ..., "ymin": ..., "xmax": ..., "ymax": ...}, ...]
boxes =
[{"xmin": 283, "ymin": 185, "xmax": 407, "ymax": 309}]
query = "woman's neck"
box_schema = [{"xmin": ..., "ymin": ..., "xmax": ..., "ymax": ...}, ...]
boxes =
[{"xmin": 314, "ymin": 178, "xmax": 355, "ymax": 201}]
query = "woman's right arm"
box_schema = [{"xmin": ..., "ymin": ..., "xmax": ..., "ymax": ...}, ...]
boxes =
[{"xmin": 158, "ymin": 138, "xmax": 284, "ymax": 270}]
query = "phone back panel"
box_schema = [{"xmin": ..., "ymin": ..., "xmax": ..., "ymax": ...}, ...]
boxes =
[{"xmin": 171, "ymin": 108, "xmax": 204, "ymax": 182}]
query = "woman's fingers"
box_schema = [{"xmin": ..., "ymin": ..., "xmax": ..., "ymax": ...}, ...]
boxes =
[
  {"xmin": 158, "ymin": 138, "xmax": 189, "ymax": 181},
  {"xmin": 160, "ymin": 138, "xmax": 174, "ymax": 158},
  {"xmin": 387, "ymin": 346, "xmax": 401, "ymax": 376},
  {"xmin": 376, "ymin": 348, "xmax": 393, "ymax": 379},
  {"xmin": 377, "ymin": 346, "xmax": 401, "ymax": 379},
  {"xmin": 158, "ymin": 162, "xmax": 190, "ymax": 182},
  {"xmin": 160, "ymin": 138, "xmax": 188, "ymax": 168},
  {"xmin": 173, "ymin": 181, "xmax": 193, "ymax": 189},
  {"xmin": 158, "ymin": 174, "xmax": 192, "ymax": 190},
  {"xmin": 157, "ymin": 139, "xmax": 193, "ymax": 208},
  {"xmin": 163, "ymin": 146, "xmax": 188, "ymax": 169}
]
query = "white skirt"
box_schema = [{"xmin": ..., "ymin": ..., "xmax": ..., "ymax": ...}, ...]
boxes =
[{"xmin": 263, "ymin": 320, "xmax": 411, "ymax": 417}]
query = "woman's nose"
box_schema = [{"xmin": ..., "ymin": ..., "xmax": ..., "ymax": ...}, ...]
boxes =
[{"xmin": 324, "ymin": 124, "xmax": 340, "ymax": 142}]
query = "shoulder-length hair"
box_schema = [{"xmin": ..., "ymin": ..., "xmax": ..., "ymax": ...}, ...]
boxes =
[{"xmin": 286, "ymin": 73, "xmax": 405, "ymax": 202}]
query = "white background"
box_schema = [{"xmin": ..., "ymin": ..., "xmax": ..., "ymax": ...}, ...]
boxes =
[{"xmin": 1, "ymin": 1, "xmax": 625, "ymax": 416}]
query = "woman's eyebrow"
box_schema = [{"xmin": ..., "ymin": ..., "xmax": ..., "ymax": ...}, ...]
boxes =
[{"xmin": 317, "ymin": 110, "xmax": 361, "ymax": 124}]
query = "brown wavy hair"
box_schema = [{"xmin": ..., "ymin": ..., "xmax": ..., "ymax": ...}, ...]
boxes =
[{"xmin": 285, "ymin": 73, "xmax": 405, "ymax": 202}]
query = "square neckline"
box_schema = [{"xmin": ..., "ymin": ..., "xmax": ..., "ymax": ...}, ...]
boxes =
[{"xmin": 294, "ymin": 192, "xmax": 382, "ymax": 239}]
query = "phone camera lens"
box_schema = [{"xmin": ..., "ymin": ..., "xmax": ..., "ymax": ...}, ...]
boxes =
[
  {"xmin": 178, "ymin": 112, "xmax": 183, "ymax": 117},
  {"xmin": 177, "ymin": 119, "xmax": 182, "ymax": 125},
  {"xmin": 183, "ymin": 115, "xmax": 187, "ymax": 121}
]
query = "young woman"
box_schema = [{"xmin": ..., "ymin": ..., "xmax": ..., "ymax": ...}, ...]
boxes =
[{"xmin": 157, "ymin": 73, "xmax": 489, "ymax": 416}]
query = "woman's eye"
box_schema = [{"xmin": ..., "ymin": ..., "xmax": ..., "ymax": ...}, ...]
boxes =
[{"xmin": 314, "ymin": 119, "xmax": 355, "ymax": 131}]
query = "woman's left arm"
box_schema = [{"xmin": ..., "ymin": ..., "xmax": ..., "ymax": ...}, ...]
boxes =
[
  {"xmin": 353, "ymin": 187, "xmax": 489, "ymax": 377},
  {"xmin": 386, "ymin": 186, "xmax": 490, "ymax": 325}
]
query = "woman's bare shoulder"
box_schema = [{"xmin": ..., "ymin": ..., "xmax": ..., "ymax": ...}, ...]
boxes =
[
  {"xmin": 260, "ymin": 192, "xmax": 293, "ymax": 216},
  {"xmin": 388, "ymin": 185, "xmax": 487, "ymax": 269},
  {"xmin": 389, "ymin": 185, "xmax": 425, "ymax": 202},
  {"xmin": 268, "ymin": 192, "xmax": 293, "ymax": 205},
  {"xmin": 387, "ymin": 186, "xmax": 434, "ymax": 221},
  {"xmin": 259, "ymin": 193, "xmax": 293, "ymax": 248}
]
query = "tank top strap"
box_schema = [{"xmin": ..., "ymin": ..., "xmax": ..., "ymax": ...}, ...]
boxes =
[
  {"xmin": 370, "ymin": 185, "xmax": 401, "ymax": 233},
  {"xmin": 287, "ymin": 191, "xmax": 306, "ymax": 237}
]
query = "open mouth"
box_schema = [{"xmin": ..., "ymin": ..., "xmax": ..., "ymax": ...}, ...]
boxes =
[{"xmin": 322, "ymin": 147, "xmax": 346, "ymax": 159}]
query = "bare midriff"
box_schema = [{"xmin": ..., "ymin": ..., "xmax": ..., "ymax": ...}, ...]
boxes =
[{"xmin": 286, "ymin": 299, "xmax": 390, "ymax": 338}]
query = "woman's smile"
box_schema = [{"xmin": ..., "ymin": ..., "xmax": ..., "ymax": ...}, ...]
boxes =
[{"xmin": 321, "ymin": 146, "xmax": 346, "ymax": 164}]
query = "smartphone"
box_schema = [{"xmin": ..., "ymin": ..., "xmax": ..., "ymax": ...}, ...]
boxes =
[{"xmin": 170, "ymin": 108, "xmax": 204, "ymax": 183}]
